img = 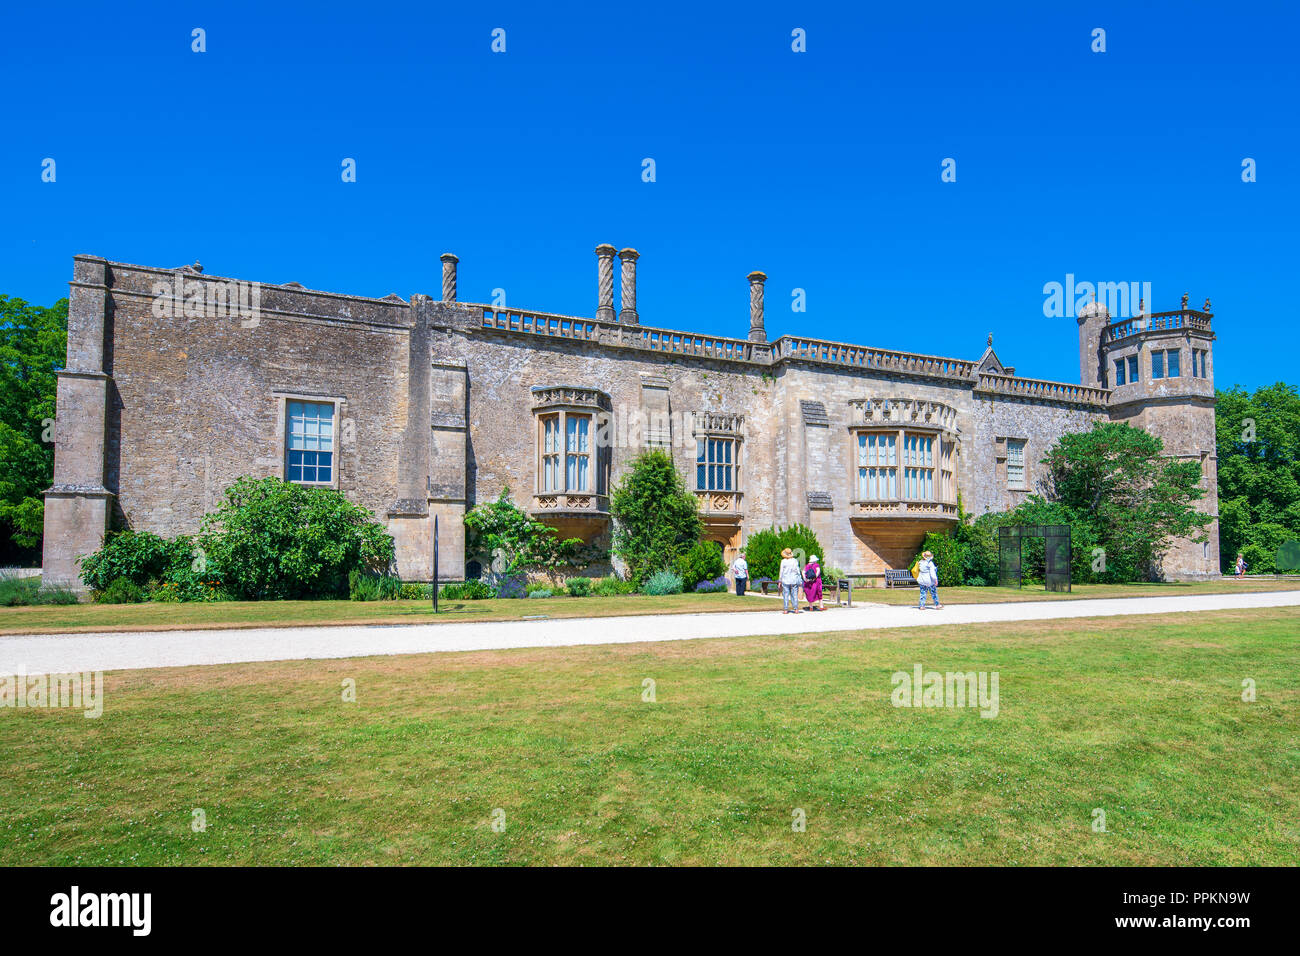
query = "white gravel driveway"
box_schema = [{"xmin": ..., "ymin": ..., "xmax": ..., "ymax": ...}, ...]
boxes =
[{"xmin": 1, "ymin": 590, "xmax": 1296, "ymax": 675}]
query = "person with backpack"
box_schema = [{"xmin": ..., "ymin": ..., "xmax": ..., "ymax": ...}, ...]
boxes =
[
  {"xmin": 802, "ymin": 554, "xmax": 824, "ymax": 611},
  {"xmin": 778, "ymin": 548, "xmax": 802, "ymax": 614},
  {"xmin": 915, "ymin": 550, "xmax": 942, "ymax": 609},
  {"xmin": 1235, "ymin": 552, "xmax": 1247, "ymax": 578}
]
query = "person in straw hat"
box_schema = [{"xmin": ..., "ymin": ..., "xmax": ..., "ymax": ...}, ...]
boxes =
[
  {"xmin": 778, "ymin": 547, "xmax": 803, "ymax": 614},
  {"xmin": 916, "ymin": 549, "xmax": 943, "ymax": 609}
]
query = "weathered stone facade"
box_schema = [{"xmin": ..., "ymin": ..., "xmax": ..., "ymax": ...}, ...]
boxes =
[{"xmin": 42, "ymin": 248, "xmax": 1219, "ymax": 588}]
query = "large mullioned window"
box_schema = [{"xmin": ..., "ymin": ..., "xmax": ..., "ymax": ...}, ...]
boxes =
[
  {"xmin": 856, "ymin": 432, "xmax": 898, "ymax": 500},
  {"xmin": 541, "ymin": 415, "xmax": 561, "ymax": 491},
  {"xmin": 538, "ymin": 410, "xmax": 593, "ymax": 494},
  {"xmin": 902, "ymin": 433, "xmax": 934, "ymax": 500},
  {"xmin": 566, "ymin": 415, "xmax": 590, "ymax": 491},
  {"xmin": 696, "ymin": 437, "xmax": 736, "ymax": 491}
]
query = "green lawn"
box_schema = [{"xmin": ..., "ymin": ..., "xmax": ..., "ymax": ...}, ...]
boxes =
[
  {"xmin": 0, "ymin": 590, "xmax": 767, "ymax": 635},
  {"xmin": 2, "ymin": 606, "xmax": 1296, "ymax": 865},
  {"xmin": 863, "ymin": 578, "xmax": 1300, "ymax": 605},
  {"xmin": 2, "ymin": 578, "xmax": 1296, "ymax": 635}
]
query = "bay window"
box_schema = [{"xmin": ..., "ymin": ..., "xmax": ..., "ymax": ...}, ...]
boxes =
[{"xmin": 856, "ymin": 432, "xmax": 897, "ymax": 500}]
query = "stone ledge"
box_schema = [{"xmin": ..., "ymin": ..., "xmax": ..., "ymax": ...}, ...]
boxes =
[{"xmin": 44, "ymin": 484, "xmax": 115, "ymax": 498}]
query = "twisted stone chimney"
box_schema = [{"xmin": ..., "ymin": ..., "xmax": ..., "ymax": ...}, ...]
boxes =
[
  {"xmin": 747, "ymin": 271, "xmax": 767, "ymax": 343},
  {"xmin": 440, "ymin": 253, "xmax": 458, "ymax": 303},
  {"xmin": 618, "ymin": 248, "xmax": 639, "ymax": 325},
  {"xmin": 596, "ymin": 244, "xmax": 617, "ymax": 322}
]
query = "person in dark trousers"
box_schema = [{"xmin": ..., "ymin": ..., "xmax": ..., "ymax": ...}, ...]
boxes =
[{"xmin": 731, "ymin": 551, "xmax": 749, "ymax": 596}]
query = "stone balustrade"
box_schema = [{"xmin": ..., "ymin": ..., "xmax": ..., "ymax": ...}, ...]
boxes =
[
  {"xmin": 973, "ymin": 372, "xmax": 1110, "ymax": 408},
  {"xmin": 480, "ymin": 304, "xmax": 1122, "ymax": 410},
  {"xmin": 772, "ymin": 336, "xmax": 977, "ymax": 380},
  {"xmin": 850, "ymin": 500, "xmax": 959, "ymax": 519},
  {"xmin": 1102, "ymin": 310, "xmax": 1213, "ymax": 344},
  {"xmin": 531, "ymin": 493, "xmax": 609, "ymax": 515}
]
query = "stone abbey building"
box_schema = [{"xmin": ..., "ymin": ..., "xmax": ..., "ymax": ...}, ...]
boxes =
[{"xmin": 42, "ymin": 246, "xmax": 1220, "ymax": 587}]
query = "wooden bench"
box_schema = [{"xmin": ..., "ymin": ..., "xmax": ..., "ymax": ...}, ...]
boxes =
[
  {"xmin": 885, "ymin": 569, "xmax": 917, "ymax": 588},
  {"xmin": 752, "ymin": 577, "xmax": 775, "ymax": 595}
]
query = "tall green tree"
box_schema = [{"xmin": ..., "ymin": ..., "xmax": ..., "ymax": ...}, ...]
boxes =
[
  {"xmin": 0, "ymin": 296, "xmax": 67, "ymax": 561},
  {"xmin": 609, "ymin": 449, "xmax": 703, "ymax": 585},
  {"xmin": 1036, "ymin": 421, "xmax": 1211, "ymax": 580},
  {"xmin": 1215, "ymin": 383, "xmax": 1300, "ymax": 572}
]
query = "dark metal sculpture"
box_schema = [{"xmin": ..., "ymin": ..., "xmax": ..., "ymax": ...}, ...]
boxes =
[{"xmin": 997, "ymin": 524, "xmax": 1071, "ymax": 592}]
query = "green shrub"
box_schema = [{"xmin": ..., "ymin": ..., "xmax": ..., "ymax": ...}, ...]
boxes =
[
  {"xmin": 199, "ymin": 477, "xmax": 394, "ymax": 600},
  {"xmin": 78, "ymin": 530, "xmax": 191, "ymax": 593},
  {"xmin": 348, "ymin": 570, "xmax": 403, "ymax": 601},
  {"xmin": 37, "ymin": 583, "xmax": 79, "ymax": 605},
  {"xmin": 0, "ymin": 575, "xmax": 38, "ymax": 606},
  {"xmin": 96, "ymin": 576, "xmax": 145, "ymax": 604},
  {"xmin": 565, "ymin": 577, "xmax": 592, "ymax": 597},
  {"xmin": 0, "ymin": 575, "xmax": 79, "ymax": 606},
  {"xmin": 438, "ymin": 583, "xmax": 464, "ymax": 600},
  {"xmin": 913, "ymin": 532, "xmax": 964, "ymax": 587},
  {"xmin": 527, "ymin": 589, "xmax": 553, "ymax": 599},
  {"xmin": 399, "ymin": 582, "xmax": 431, "ymax": 600},
  {"xmin": 591, "ymin": 576, "xmax": 635, "ymax": 596},
  {"xmin": 642, "ymin": 570, "xmax": 683, "ymax": 595},
  {"xmin": 460, "ymin": 579, "xmax": 496, "ymax": 600},
  {"xmin": 674, "ymin": 540, "xmax": 726, "ymax": 590},
  {"xmin": 743, "ymin": 524, "xmax": 825, "ymax": 581}
]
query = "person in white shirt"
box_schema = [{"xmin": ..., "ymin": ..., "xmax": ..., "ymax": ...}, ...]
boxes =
[
  {"xmin": 730, "ymin": 551, "xmax": 749, "ymax": 596},
  {"xmin": 778, "ymin": 548, "xmax": 803, "ymax": 614},
  {"xmin": 916, "ymin": 550, "xmax": 943, "ymax": 609}
]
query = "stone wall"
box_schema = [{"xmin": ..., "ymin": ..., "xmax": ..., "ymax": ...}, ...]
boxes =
[{"xmin": 43, "ymin": 254, "xmax": 1221, "ymax": 588}]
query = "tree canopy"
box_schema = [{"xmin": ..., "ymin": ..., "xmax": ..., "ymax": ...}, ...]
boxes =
[
  {"xmin": 1216, "ymin": 383, "xmax": 1300, "ymax": 572},
  {"xmin": 609, "ymin": 449, "xmax": 703, "ymax": 585},
  {"xmin": 0, "ymin": 295, "xmax": 67, "ymax": 562}
]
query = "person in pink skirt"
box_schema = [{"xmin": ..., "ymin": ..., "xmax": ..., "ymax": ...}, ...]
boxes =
[{"xmin": 802, "ymin": 554, "xmax": 825, "ymax": 611}]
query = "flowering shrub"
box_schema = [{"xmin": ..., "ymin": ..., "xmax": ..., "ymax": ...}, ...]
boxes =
[
  {"xmin": 693, "ymin": 575, "xmax": 728, "ymax": 593},
  {"xmin": 492, "ymin": 574, "xmax": 528, "ymax": 599}
]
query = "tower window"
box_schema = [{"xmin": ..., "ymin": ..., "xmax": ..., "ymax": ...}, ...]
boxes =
[
  {"xmin": 1128, "ymin": 355, "xmax": 1139, "ymax": 383},
  {"xmin": 1114, "ymin": 358, "xmax": 1126, "ymax": 386},
  {"xmin": 1167, "ymin": 349, "xmax": 1181, "ymax": 377},
  {"xmin": 1152, "ymin": 351, "xmax": 1165, "ymax": 379}
]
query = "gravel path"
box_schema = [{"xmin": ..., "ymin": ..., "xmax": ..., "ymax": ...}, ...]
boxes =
[{"xmin": 2, "ymin": 590, "xmax": 1297, "ymax": 675}]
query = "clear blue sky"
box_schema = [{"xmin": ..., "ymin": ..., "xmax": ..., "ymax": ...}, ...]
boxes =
[{"xmin": 4, "ymin": 0, "xmax": 1296, "ymax": 388}]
